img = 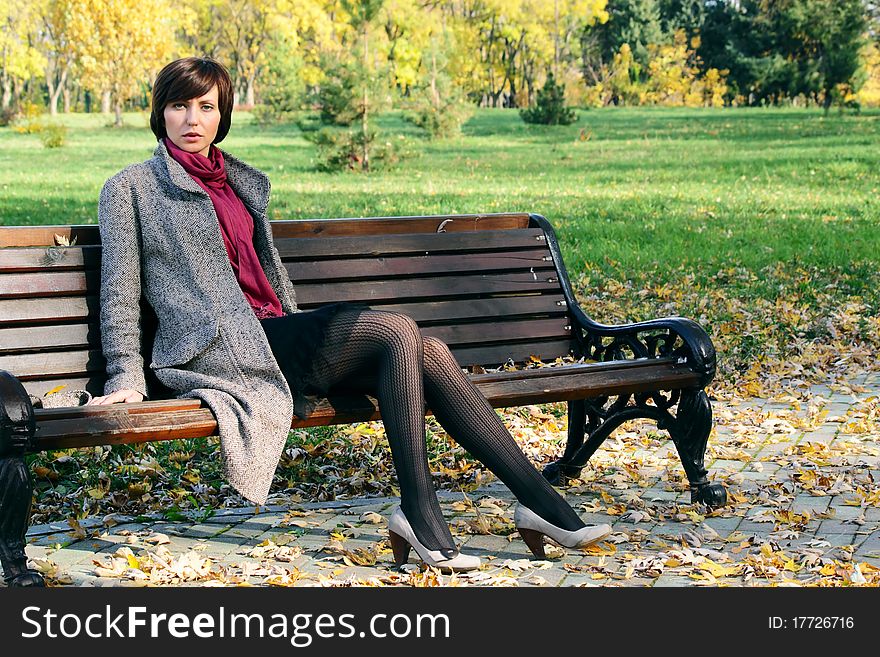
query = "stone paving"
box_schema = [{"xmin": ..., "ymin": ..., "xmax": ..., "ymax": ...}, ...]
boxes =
[{"xmin": 11, "ymin": 371, "xmax": 880, "ymax": 587}]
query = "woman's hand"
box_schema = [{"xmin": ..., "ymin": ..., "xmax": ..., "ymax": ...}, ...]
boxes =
[{"xmin": 88, "ymin": 389, "xmax": 144, "ymax": 405}]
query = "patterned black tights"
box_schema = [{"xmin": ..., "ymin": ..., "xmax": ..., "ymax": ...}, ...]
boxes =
[{"xmin": 304, "ymin": 308, "xmax": 586, "ymax": 552}]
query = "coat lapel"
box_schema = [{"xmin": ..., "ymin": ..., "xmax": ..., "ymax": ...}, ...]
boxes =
[
  {"xmin": 150, "ymin": 140, "xmax": 270, "ymax": 215},
  {"xmin": 223, "ymin": 150, "xmax": 271, "ymax": 215}
]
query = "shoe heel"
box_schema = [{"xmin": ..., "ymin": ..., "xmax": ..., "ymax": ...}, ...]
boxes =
[
  {"xmin": 388, "ymin": 529, "xmax": 411, "ymax": 567},
  {"xmin": 518, "ymin": 527, "xmax": 546, "ymax": 559}
]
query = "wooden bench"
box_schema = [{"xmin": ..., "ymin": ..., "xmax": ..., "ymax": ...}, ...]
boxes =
[{"xmin": 0, "ymin": 212, "xmax": 725, "ymax": 586}]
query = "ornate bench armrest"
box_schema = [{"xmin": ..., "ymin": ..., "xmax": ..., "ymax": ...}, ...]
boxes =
[
  {"xmin": 0, "ymin": 371, "xmax": 36, "ymax": 457},
  {"xmin": 571, "ymin": 311, "xmax": 716, "ymax": 386},
  {"xmin": 527, "ymin": 213, "xmax": 716, "ymax": 388}
]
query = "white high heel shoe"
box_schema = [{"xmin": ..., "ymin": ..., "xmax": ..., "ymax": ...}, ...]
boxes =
[
  {"xmin": 387, "ymin": 506, "xmax": 481, "ymax": 572},
  {"xmin": 514, "ymin": 505, "xmax": 612, "ymax": 559}
]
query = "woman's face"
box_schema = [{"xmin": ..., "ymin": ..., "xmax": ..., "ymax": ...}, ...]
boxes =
[{"xmin": 163, "ymin": 84, "xmax": 221, "ymax": 157}]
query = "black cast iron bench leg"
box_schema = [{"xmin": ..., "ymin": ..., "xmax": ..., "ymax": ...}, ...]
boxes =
[
  {"xmin": 544, "ymin": 389, "xmax": 727, "ymax": 508},
  {"xmin": 0, "ymin": 371, "xmax": 44, "ymax": 587}
]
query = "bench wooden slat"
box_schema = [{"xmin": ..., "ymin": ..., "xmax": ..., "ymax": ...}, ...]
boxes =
[
  {"xmin": 287, "ymin": 251, "xmax": 553, "ymax": 282},
  {"xmin": 295, "ymin": 271, "xmax": 561, "ymax": 305},
  {"xmin": 0, "ymin": 246, "xmax": 100, "ymax": 272},
  {"xmin": 0, "ymin": 214, "xmax": 532, "ymax": 249},
  {"xmin": 4, "ymin": 340, "xmax": 577, "ymax": 380},
  {"xmin": 0, "ymin": 232, "xmax": 547, "ymax": 273},
  {"xmin": 345, "ymin": 295, "xmax": 567, "ymax": 323},
  {"xmin": 0, "ymin": 349, "xmax": 105, "ymax": 379},
  {"xmin": 1, "ymin": 270, "xmax": 559, "ymax": 302},
  {"xmin": 0, "ymin": 271, "xmax": 99, "ymax": 298},
  {"xmin": 0, "ymin": 295, "xmax": 566, "ymax": 327},
  {"xmin": 475, "ymin": 363, "xmax": 702, "ymax": 406},
  {"xmin": 423, "ymin": 318, "xmax": 570, "ymax": 346},
  {"xmin": 269, "ymin": 214, "xmax": 531, "ymax": 238},
  {"xmin": 33, "ymin": 398, "xmax": 203, "ymax": 422},
  {"xmin": 0, "ymin": 324, "xmax": 93, "ymax": 353},
  {"xmin": 452, "ymin": 340, "xmax": 575, "ymax": 366},
  {"xmin": 0, "ymin": 297, "xmax": 97, "ymax": 324},
  {"xmin": 33, "ymin": 408, "xmax": 218, "ymax": 450},
  {"xmin": 277, "ymin": 229, "xmax": 547, "ymax": 259},
  {"xmin": 0, "ymin": 226, "xmax": 102, "ymax": 248},
  {"xmin": 22, "ymin": 377, "xmax": 102, "ymax": 398}
]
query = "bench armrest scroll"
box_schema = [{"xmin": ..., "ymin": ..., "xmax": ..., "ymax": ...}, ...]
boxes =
[
  {"xmin": 0, "ymin": 371, "xmax": 36, "ymax": 457},
  {"xmin": 528, "ymin": 213, "xmax": 716, "ymax": 386},
  {"xmin": 571, "ymin": 313, "xmax": 716, "ymax": 384}
]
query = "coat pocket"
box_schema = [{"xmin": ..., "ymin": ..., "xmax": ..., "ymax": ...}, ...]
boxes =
[{"xmin": 150, "ymin": 319, "xmax": 220, "ymax": 369}]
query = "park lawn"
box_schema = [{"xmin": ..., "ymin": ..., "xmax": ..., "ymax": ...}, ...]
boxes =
[
  {"xmin": 5, "ymin": 107, "xmax": 880, "ymax": 523},
  {"xmin": 1, "ymin": 106, "xmax": 878, "ymax": 276}
]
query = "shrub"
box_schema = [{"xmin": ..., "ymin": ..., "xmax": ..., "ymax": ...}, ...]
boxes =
[
  {"xmin": 406, "ymin": 79, "xmax": 473, "ymax": 139},
  {"xmin": 520, "ymin": 71, "xmax": 578, "ymax": 125},
  {"xmin": 309, "ymin": 126, "xmax": 416, "ymax": 173},
  {"xmin": 39, "ymin": 123, "xmax": 67, "ymax": 148},
  {"xmin": 316, "ymin": 62, "xmax": 363, "ymax": 126}
]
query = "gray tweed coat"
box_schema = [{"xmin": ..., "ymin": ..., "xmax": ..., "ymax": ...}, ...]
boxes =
[{"xmin": 98, "ymin": 139, "xmax": 298, "ymax": 505}]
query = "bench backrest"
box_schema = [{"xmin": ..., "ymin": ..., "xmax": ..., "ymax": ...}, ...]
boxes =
[{"xmin": 0, "ymin": 213, "xmax": 576, "ymax": 399}]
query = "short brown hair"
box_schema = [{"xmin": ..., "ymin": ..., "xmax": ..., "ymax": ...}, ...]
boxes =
[{"xmin": 150, "ymin": 57, "xmax": 234, "ymax": 144}]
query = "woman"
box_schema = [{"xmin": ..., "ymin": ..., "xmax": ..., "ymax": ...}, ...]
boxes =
[{"xmin": 89, "ymin": 56, "xmax": 610, "ymax": 572}]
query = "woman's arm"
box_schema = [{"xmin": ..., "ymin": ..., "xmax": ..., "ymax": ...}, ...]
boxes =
[{"xmin": 94, "ymin": 172, "xmax": 148, "ymax": 401}]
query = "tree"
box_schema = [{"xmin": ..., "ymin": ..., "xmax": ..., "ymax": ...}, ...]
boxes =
[
  {"xmin": 0, "ymin": 0, "xmax": 45, "ymax": 112},
  {"xmin": 520, "ymin": 70, "xmax": 577, "ymax": 123},
  {"xmin": 694, "ymin": 0, "xmax": 867, "ymax": 108},
  {"xmin": 581, "ymin": 0, "xmax": 663, "ymax": 86},
  {"xmin": 40, "ymin": 0, "xmax": 76, "ymax": 115},
  {"xmin": 657, "ymin": 0, "xmax": 707, "ymax": 39},
  {"xmin": 784, "ymin": 0, "xmax": 868, "ymax": 112},
  {"xmin": 195, "ymin": 0, "xmax": 300, "ymax": 107},
  {"xmin": 857, "ymin": 40, "xmax": 880, "ymax": 106},
  {"xmin": 66, "ymin": 0, "xmax": 181, "ymax": 126},
  {"xmin": 340, "ymin": 0, "xmax": 385, "ymax": 170}
]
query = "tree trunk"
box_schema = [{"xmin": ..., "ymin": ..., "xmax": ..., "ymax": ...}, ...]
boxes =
[
  {"xmin": 114, "ymin": 100, "xmax": 123, "ymax": 127},
  {"xmin": 362, "ymin": 24, "xmax": 370, "ymax": 171},
  {"xmin": 1, "ymin": 76, "xmax": 11, "ymax": 111},
  {"xmin": 246, "ymin": 77, "xmax": 255, "ymax": 106},
  {"xmin": 47, "ymin": 68, "xmax": 58, "ymax": 116},
  {"xmin": 430, "ymin": 48, "xmax": 440, "ymax": 109},
  {"xmin": 63, "ymin": 86, "xmax": 70, "ymax": 113},
  {"xmin": 47, "ymin": 66, "xmax": 67, "ymax": 117},
  {"xmin": 101, "ymin": 90, "xmax": 111, "ymax": 114}
]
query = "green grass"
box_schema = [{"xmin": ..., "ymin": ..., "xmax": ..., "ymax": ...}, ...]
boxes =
[{"xmin": 2, "ymin": 106, "xmax": 878, "ymax": 282}]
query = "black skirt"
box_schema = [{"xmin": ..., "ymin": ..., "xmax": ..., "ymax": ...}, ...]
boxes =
[{"xmin": 259, "ymin": 302, "xmax": 371, "ymax": 416}]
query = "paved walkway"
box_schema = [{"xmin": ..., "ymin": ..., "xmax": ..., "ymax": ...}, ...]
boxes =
[{"xmin": 15, "ymin": 372, "xmax": 880, "ymax": 587}]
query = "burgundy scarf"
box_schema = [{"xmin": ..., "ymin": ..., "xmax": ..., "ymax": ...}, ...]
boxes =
[{"xmin": 164, "ymin": 137, "xmax": 283, "ymax": 319}]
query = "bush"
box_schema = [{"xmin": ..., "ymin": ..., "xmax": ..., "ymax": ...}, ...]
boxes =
[
  {"xmin": 309, "ymin": 126, "xmax": 416, "ymax": 173},
  {"xmin": 406, "ymin": 83, "xmax": 474, "ymax": 139},
  {"xmin": 316, "ymin": 62, "xmax": 363, "ymax": 126},
  {"xmin": 39, "ymin": 123, "xmax": 67, "ymax": 148},
  {"xmin": 520, "ymin": 71, "xmax": 578, "ymax": 125}
]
